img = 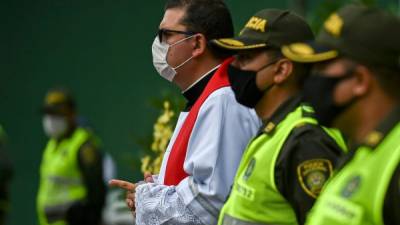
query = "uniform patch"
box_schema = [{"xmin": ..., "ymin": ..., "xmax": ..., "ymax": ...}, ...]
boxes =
[
  {"xmin": 341, "ymin": 175, "xmax": 361, "ymax": 198},
  {"xmin": 242, "ymin": 158, "xmax": 256, "ymax": 181},
  {"xmin": 297, "ymin": 159, "xmax": 333, "ymax": 198}
]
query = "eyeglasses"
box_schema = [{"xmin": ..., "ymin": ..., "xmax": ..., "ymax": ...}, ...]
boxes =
[{"xmin": 157, "ymin": 28, "xmax": 195, "ymax": 43}]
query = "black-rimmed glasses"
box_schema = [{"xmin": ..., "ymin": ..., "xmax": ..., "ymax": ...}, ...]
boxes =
[{"xmin": 157, "ymin": 28, "xmax": 195, "ymax": 43}]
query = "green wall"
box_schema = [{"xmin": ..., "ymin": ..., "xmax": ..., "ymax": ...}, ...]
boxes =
[{"xmin": 0, "ymin": 0, "xmax": 397, "ymax": 224}]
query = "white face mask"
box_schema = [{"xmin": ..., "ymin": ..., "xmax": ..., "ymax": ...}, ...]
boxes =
[
  {"xmin": 42, "ymin": 115, "xmax": 68, "ymax": 139},
  {"xmin": 151, "ymin": 35, "xmax": 195, "ymax": 82}
]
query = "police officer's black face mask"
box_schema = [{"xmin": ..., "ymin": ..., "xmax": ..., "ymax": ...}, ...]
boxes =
[
  {"xmin": 228, "ymin": 61, "xmax": 277, "ymax": 108},
  {"xmin": 303, "ymin": 69, "xmax": 357, "ymax": 127}
]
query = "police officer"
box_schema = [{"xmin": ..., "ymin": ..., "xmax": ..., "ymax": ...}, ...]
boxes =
[
  {"xmin": 37, "ymin": 88, "xmax": 106, "ymax": 225},
  {"xmin": 282, "ymin": 4, "xmax": 400, "ymax": 225},
  {"xmin": 211, "ymin": 9, "xmax": 347, "ymax": 225}
]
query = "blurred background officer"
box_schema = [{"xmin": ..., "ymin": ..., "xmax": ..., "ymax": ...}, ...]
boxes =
[
  {"xmin": 37, "ymin": 88, "xmax": 106, "ymax": 225},
  {"xmin": 0, "ymin": 125, "xmax": 13, "ymax": 225},
  {"xmin": 283, "ymin": 4, "xmax": 400, "ymax": 225},
  {"xmin": 212, "ymin": 9, "xmax": 346, "ymax": 225}
]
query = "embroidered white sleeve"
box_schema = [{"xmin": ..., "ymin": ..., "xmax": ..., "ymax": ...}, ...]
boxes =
[{"xmin": 135, "ymin": 183, "xmax": 204, "ymax": 225}]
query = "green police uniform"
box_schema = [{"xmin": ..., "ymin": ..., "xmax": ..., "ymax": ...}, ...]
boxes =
[
  {"xmin": 282, "ymin": 4, "xmax": 400, "ymax": 225},
  {"xmin": 305, "ymin": 108, "xmax": 400, "ymax": 225},
  {"xmin": 218, "ymin": 96, "xmax": 346, "ymax": 225}
]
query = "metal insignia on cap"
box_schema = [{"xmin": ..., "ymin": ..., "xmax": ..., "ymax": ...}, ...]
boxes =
[{"xmin": 324, "ymin": 13, "xmax": 343, "ymax": 37}]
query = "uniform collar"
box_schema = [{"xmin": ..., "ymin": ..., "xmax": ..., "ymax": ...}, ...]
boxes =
[
  {"xmin": 260, "ymin": 95, "xmax": 304, "ymax": 134},
  {"xmin": 182, "ymin": 66, "xmax": 219, "ymax": 111},
  {"xmin": 358, "ymin": 105, "xmax": 400, "ymax": 149},
  {"xmin": 334, "ymin": 105, "xmax": 400, "ymax": 171}
]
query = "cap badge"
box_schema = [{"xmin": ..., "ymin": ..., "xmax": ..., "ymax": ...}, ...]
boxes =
[
  {"xmin": 324, "ymin": 13, "xmax": 343, "ymax": 37},
  {"xmin": 46, "ymin": 92, "xmax": 66, "ymax": 105}
]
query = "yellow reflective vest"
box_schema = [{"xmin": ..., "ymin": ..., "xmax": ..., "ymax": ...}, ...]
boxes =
[
  {"xmin": 218, "ymin": 104, "xmax": 346, "ymax": 225},
  {"xmin": 306, "ymin": 122, "xmax": 400, "ymax": 225},
  {"xmin": 37, "ymin": 128, "xmax": 89, "ymax": 225}
]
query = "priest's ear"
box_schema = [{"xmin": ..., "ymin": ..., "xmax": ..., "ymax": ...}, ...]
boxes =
[{"xmin": 192, "ymin": 34, "xmax": 207, "ymax": 57}]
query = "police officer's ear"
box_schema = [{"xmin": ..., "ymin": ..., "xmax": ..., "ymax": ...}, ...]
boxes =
[
  {"xmin": 191, "ymin": 33, "xmax": 207, "ymax": 57},
  {"xmin": 273, "ymin": 58, "xmax": 293, "ymax": 84},
  {"xmin": 352, "ymin": 65, "xmax": 372, "ymax": 97}
]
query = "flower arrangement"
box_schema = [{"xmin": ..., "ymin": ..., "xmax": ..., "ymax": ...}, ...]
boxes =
[{"xmin": 140, "ymin": 101, "xmax": 176, "ymax": 174}]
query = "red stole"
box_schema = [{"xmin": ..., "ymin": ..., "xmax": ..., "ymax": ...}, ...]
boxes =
[{"xmin": 163, "ymin": 58, "xmax": 233, "ymax": 185}]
